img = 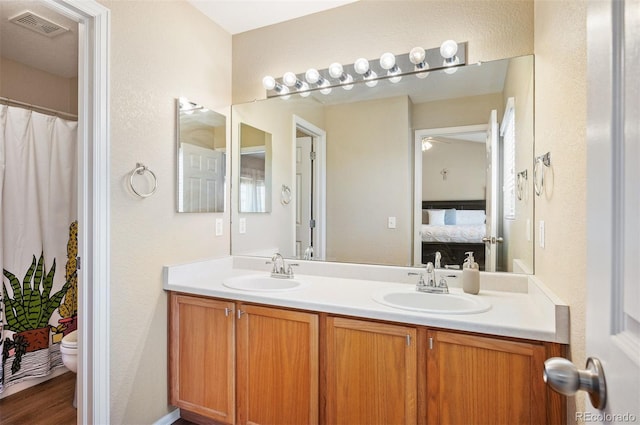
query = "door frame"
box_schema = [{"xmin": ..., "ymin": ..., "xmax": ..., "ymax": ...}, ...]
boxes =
[
  {"xmin": 413, "ymin": 124, "xmax": 488, "ymax": 266},
  {"xmin": 42, "ymin": 1, "xmax": 111, "ymax": 424},
  {"xmin": 293, "ymin": 116, "xmax": 326, "ymax": 260}
]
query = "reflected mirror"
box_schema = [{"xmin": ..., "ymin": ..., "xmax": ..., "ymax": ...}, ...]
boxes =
[
  {"xmin": 239, "ymin": 123, "xmax": 272, "ymax": 213},
  {"xmin": 231, "ymin": 55, "xmax": 534, "ymax": 273},
  {"xmin": 176, "ymin": 98, "xmax": 226, "ymax": 213}
]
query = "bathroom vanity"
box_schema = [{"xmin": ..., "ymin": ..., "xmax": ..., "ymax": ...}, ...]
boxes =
[{"xmin": 164, "ymin": 256, "xmax": 568, "ymax": 425}]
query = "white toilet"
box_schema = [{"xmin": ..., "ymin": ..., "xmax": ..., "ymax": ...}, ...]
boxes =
[{"xmin": 60, "ymin": 330, "xmax": 78, "ymax": 408}]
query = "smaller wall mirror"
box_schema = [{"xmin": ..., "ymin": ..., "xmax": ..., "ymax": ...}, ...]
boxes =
[
  {"xmin": 239, "ymin": 123, "xmax": 272, "ymax": 213},
  {"xmin": 176, "ymin": 98, "xmax": 226, "ymax": 213}
]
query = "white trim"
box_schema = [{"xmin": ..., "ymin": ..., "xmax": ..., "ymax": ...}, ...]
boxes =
[
  {"xmin": 293, "ymin": 116, "xmax": 326, "ymax": 261},
  {"xmin": 41, "ymin": 1, "xmax": 111, "ymax": 424},
  {"xmin": 153, "ymin": 409, "xmax": 181, "ymax": 425}
]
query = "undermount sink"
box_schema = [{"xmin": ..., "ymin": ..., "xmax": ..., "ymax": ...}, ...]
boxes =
[
  {"xmin": 223, "ymin": 275, "xmax": 306, "ymax": 292},
  {"xmin": 372, "ymin": 289, "xmax": 491, "ymax": 315}
]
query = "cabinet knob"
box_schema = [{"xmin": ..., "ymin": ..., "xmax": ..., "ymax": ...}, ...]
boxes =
[{"xmin": 237, "ymin": 309, "xmax": 245, "ymax": 319}]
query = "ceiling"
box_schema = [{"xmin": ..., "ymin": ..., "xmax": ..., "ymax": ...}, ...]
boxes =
[
  {"xmin": 0, "ymin": 1, "xmax": 78, "ymax": 78},
  {"xmin": 0, "ymin": 0, "xmax": 356, "ymax": 79},
  {"xmin": 186, "ymin": 0, "xmax": 357, "ymax": 35}
]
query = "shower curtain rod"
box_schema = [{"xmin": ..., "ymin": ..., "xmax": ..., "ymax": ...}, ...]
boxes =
[{"xmin": 0, "ymin": 96, "xmax": 78, "ymax": 120}]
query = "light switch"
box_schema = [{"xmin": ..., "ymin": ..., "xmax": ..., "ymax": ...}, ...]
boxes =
[
  {"xmin": 539, "ymin": 220, "xmax": 545, "ymax": 248},
  {"xmin": 215, "ymin": 218, "xmax": 223, "ymax": 236},
  {"xmin": 239, "ymin": 218, "xmax": 246, "ymax": 234},
  {"xmin": 388, "ymin": 216, "xmax": 397, "ymax": 229}
]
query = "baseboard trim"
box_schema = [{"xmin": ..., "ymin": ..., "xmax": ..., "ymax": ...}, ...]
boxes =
[{"xmin": 153, "ymin": 408, "xmax": 180, "ymax": 425}]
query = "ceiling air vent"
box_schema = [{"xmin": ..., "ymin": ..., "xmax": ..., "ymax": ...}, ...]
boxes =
[{"xmin": 9, "ymin": 11, "xmax": 69, "ymax": 38}]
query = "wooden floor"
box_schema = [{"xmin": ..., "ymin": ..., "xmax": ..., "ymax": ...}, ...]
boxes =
[{"xmin": 0, "ymin": 372, "xmax": 77, "ymax": 425}]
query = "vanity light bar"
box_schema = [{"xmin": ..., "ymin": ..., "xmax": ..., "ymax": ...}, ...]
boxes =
[{"xmin": 263, "ymin": 41, "xmax": 467, "ymax": 98}]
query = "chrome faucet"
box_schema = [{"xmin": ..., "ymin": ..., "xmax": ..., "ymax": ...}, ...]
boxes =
[
  {"xmin": 435, "ymin": 251, "xmax": 442, "ymax": 269},
  {"xmin": 408, "ymin": 262, "xmax": 449, "ymax": 294},
  {"xmin": 266, "ymin": 253, "xmax": 298, "ymax": 278}
]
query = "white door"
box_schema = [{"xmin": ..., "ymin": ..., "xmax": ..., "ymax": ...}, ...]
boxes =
[
  {"xmin": 582, "ymin": 0, "xmax": 640, "ymax": 419},
  {"xmin": 484, "ymin": 110, "xmax": 499, "ymax": 272},
  {"xmin": 296, "ymin": 137, "xmax": 313, "ymax": 258},
  {"xmin": 180, "ymin": 143, "xmax": 225, "ymax": 212}
]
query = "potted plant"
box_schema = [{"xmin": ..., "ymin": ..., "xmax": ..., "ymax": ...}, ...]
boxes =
[{"xmin": 2, "ymin": 253, "xmax": 73, "ymax": 356}]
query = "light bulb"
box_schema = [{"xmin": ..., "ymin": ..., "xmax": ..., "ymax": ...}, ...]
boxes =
[
  {"xmin": 422, "ymin": 139, "xmax": 433, "ymax": 151},
  {"xmin": 342, "ymin": 74, "xmax": 354, "ymax": 90},
  {"xmin": 320, "ymin": 80, "xmax": 332, "ymax": 95},
  {"xmin": 262, "ymin": 75, "xmax": 276, "ymax": 90},
  {"xmin": 380, "ymin": 52, "xmax": 396, "ymax": 70},
  {"xmin": 409, "ymin": 47, "xmax": 426, "ymax": 65},
  {"xmin": 279, "ymin": 85, "xmax": 290, "ymax": 100},
  {"xmin": 443, "ymin": 65, "xmax": 459, "ymax": 75},
  {"xmin": 365, "ymin": 71, "xmax": 378, "ymax": 87},
  {"xmin": 440, "ymin": 40, "xmax": 458, "ymax": 59},
  {"xmin": 329, "ymin": 62, "xmax": 344, "ymax": 79},
  {"xmin": 354, "ymin": 58, "xmax": 370, "ymax": 75},
  {"xmin": 305, "ymin": 68, "xmax": 320, "ymax": 84},
  {"xmin": 283, "ymin": 72, "xmax": 298, "ymax": 87},
  {"xmin": 416, "ymin": 70, "xmax": 430, "ymax": 79},
  {"xmin": 387, "ymin": 66, "xmax": 402, "ymax": 83},
  {"xmin": 299, "ymin": 82, "xmax": 311, "ymax": 97}
]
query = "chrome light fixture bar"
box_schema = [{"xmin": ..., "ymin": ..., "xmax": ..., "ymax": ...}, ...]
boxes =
[{"xmin": 263, "ymin": 41, "xmax": 467, "ymax": 98}]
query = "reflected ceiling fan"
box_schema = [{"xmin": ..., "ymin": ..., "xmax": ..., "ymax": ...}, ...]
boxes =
[{"xmin": 421, "ymin": 136, "xmax": 451, "ymax": 151}]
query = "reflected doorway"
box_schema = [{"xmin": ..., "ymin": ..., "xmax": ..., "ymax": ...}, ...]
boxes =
[{"xmin": 294, "ymin": 116, "xmax": 326, "ymax": 261}]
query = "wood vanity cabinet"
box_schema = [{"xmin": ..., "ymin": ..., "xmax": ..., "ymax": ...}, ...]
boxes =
[
  {"xmin": 325, "ymin": 316, "xmax": 418, "ymax": 425},
  {"xmin": 169, "ymin": 294, "xmax": 235, "ymax": 424},
  {"xmin": 169, "ymin": 293, "xmax": 319, "ymax": 425},
  {"xmin": 426, "ymin": 329, "xmax": 564, "ymax": 425},
  {"xmin": 236, "ymin": 303, "xmax": 319, "ymax": 425}
]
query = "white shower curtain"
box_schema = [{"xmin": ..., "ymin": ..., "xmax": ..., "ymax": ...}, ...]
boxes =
[{"xmin": 0, "ymin": 105, "xmax": 78, "ymax": 393}]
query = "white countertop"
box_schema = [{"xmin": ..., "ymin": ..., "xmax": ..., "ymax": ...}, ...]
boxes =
[{"xmin": 163, "ymin": 256, "xmax": 569, "ymax": 344}]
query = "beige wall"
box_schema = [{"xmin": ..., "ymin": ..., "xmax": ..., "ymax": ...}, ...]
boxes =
[
  {"xmin": 534, "ymin": 0, "xmax": 588, "ymax": 418},
  {"xmin": 98, "ymin": 1, "xmax": 232, "ymax": 423},
  {"xmin": 422, "ymin": 141, "xmax": 486, "ymax": 201},
  {"xmin": 0, "ymin": 57, "xmax": 77, "ymax": 115},
  {"xmin": 324, "ymin": 96, "xmax": 412, "ymax": 265},
  {"xmin": 232, "ymin": 0, "xmax": 534, "ymax": 103},
  {"xmin": 412, "ymin": 92, "xmax": 504, "ymax": 130}
]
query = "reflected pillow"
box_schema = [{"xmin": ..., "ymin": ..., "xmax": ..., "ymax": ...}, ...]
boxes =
[
  {"xmin": 427, "ymin": 209, "xmax": 446, "ymax": 226},
  {"xmin": 444, "ymin": 209, "xmax": 456, "ymax": 225},
  {"xmin": 456, "ymin": 210, "xmax": 486, "ymax": 225}
]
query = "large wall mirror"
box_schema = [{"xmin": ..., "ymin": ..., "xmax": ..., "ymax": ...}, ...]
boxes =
[
  {"xmin": 230, "ymin": 55, "xmax": 534, "ymax": 274},
  {"xmin": 176, "ymin": 98, "xmax": 226, "ymax": 213}
]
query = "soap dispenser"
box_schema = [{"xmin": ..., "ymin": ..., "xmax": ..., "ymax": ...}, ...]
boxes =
[{"xmin": 462, "ymin": 251, "xmax": 480, "ymax": 295}]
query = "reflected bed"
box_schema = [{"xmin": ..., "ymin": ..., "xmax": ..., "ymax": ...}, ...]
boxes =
[{"xmin": 421, "ymin": 200, "xmax": 487, "ymax": 270}]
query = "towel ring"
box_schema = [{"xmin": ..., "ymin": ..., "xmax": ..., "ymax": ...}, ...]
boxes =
[
  {"xmin": 129, "ymin": 162, "xmax": 158, "ymax": 198},
  {"xmin": 281, "ymin": 184, "xmax": 292, "ymax": 205},
  {"xmin": 534, "ymin": 152, "xmax": 551, "ymax": 196}
]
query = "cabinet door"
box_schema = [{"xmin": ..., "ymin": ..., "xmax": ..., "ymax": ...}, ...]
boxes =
[
  {"xmin": 236, "ymin": 304, "xmax": 319, "ymax": 425},
  {"xmin": 426, "ymin": 330, "xmax": 547, "ymax": 425},
  {"xmin": 325, "ymin": 316, "xmax": 418, "ymax": 425},
  {"xmin": 169, "ymin": 293, "xmax": 235, "ymax": 424}
]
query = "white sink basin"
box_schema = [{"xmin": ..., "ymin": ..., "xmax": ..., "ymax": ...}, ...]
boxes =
[
  {"xmin": 372, "ymin": 289, "xmax": 491, "ymax": 314},
  {"xmin": 223, "ymin": 275, "xmax": 306, "ymax": 292}
]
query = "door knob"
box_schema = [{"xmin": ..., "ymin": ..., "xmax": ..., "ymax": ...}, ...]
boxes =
[{"xmin": 543, "ymin": 357, "xmax": 607, "ymax": 409}]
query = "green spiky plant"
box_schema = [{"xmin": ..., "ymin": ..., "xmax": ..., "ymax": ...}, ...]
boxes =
[{"xmin": 2, "ymin": 253, "xmax": 73, "ymax": 333}]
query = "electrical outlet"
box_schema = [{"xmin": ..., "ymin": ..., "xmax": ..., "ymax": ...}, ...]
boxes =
[
  {"xmin": 215, "ymin": 218, "xmax": 223, "ymax": 236},
  {"xmin": 539, "ymin": 220, "xmax": 545, "ymax": 248},
  {"xmin": 239, "ymin": 218, "xmax": 246, "ymax": 234},
  {"xmin": 388, "ymin": 216, "xmax": 396, "ymax": 229}
]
